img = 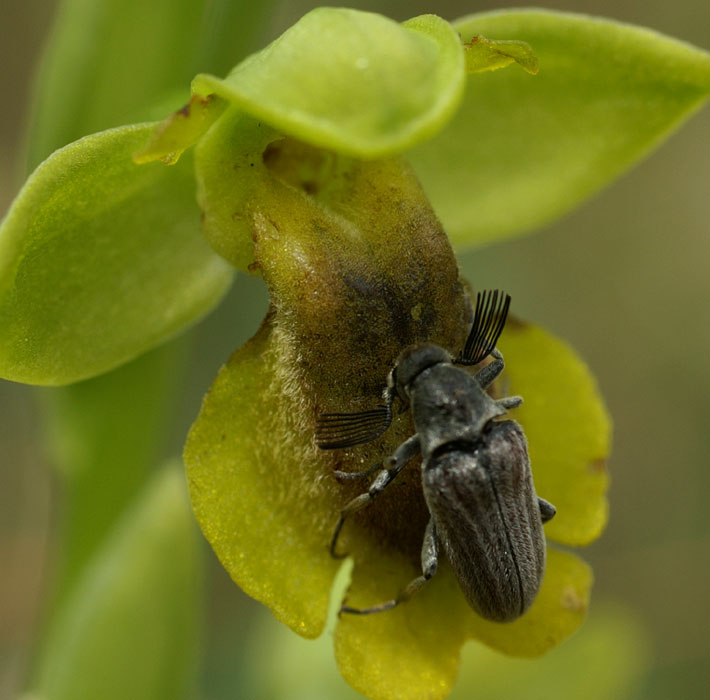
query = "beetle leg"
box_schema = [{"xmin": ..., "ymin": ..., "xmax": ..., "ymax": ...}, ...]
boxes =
[
  {"xmin": 334, "ymin": 462, "xmax": 383, "ymax": 480},
  {"xmin": 538, "ymin": 497, "xmax": 557, "ymax": 523},
  {"xmin": 330, "ymin": 434, "xmax": 420, "ymax": 558},
  {"xmin": 341, "ymin": 518, "xmax": 439, "ymax": 615},
  {"xmin": 475, "ymin": 347, "xmax": 504, "ymax": 389},
  {"xmin": 497, "ymin": 395, "xmax": 523, "ymax": 410}
]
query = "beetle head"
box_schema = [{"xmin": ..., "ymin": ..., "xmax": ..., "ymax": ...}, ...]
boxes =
[{"xmin": 394, "ymin": 344, "xmax": 451, "ymax": 398}]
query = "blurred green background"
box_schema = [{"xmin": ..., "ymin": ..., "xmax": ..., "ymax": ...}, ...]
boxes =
[{"xmin": 1, "ymin": 1, "xmax": 709, "ymax": 698}]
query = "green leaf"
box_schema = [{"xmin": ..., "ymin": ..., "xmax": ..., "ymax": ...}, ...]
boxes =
[
  {"xmin": 0, "ymin": 124, "xmax": 233, "ymax": 385},
  {"xmin": 33, "ymin": 466, "xmax": 202, "ymax": 700},
  {"xmin": 408, "ymin": 9, "xmax": 710, "ymax": 248},
  {"xmin": 192, "ymin": 8, "xmax": 465, "ymax": 158}
]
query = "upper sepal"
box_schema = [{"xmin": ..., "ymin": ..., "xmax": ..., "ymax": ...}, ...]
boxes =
[{"xmin": 190, "ymin": 9, "xmax": 466, "ymax": 158}]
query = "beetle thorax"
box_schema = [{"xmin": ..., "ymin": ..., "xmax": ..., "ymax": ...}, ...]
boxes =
[{"xmin": 410, "ymin": 363, "xmax": 505, "ymax": 460}]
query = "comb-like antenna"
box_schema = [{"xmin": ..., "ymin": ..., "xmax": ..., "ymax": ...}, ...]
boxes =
[
  {"xmin": 315, "ymin": 404, "xmax": 393, "ymax": 449},
  {"xmin": 456, "ymin": 290, "xmax": 511, "ymax": 366},
  {"xmin": 316, "ymin": 384, "xmax": 396, "ymax": 450}
]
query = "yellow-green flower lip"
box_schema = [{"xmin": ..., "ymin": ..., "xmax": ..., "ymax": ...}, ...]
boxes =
[{"xmin": 183, "ymin": 146, "xmax": 611, "ymax": 700}]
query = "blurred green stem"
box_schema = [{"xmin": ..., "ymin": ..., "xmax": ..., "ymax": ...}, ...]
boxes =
[
  {"xmin": 40, "ymin": 341, "xmax": 188, "ymax": 603},
  {"xmin": 20, "ymin": 0, "xmax": 273, "ymax": 694}
]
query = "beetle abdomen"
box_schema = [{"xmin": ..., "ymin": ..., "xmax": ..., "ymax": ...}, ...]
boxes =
[{"xmin": 422, "ymin": 421, "xmax": 545, "ymax": 622}]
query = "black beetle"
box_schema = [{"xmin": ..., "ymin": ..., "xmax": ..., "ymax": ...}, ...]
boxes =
[{"xmin": 316, "ymin": 290, "xmax": 556, "ymax": 622}]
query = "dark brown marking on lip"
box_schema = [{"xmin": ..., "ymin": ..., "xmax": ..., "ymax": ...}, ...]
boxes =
[{"xmin": 588, "ymin": 458, "xmax": 607, "ymax": 474}]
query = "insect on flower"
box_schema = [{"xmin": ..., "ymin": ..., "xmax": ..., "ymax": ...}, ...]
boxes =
[{"xmin": 316, "ymin": 291, "xmax": 557, "ymax": 622}]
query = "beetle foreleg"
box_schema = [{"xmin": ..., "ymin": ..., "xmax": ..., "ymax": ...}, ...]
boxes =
[
  {"xmin": 497, "ymin": 395, "xmax": 523, "ymax": 410},
  {"xmin": 341, "ymin": 518, "xmax": 439, "ymax": 615},
  {"xmin": 329, "ymin": 434, "xmax": 420, "ymax": 558},
  {"xmin": 334, "ymin": 462, "xmax": 382, "ymax": 481},
  {"xmin": 475, "ymin": 347, "xmax": 504, "ymax": 389}
]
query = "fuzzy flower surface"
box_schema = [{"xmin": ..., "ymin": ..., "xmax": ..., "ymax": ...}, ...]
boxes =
[{"xmin": 2, "ymin": 7, "xmax": 710, "ymax": 700}]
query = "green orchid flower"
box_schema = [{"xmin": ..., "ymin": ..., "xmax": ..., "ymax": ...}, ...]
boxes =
[{"xmin": 2, "ymin": 7, "xmax": 710, "ymax": 700}]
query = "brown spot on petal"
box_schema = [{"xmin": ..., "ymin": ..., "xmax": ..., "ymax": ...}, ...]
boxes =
[
  {"xmin": 560, "ymin": 585, "xmax": 585, "ymax": 612},
  {"xmin": 588, "ymin": 458, "xmax": 607, "ymax": 474}
]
